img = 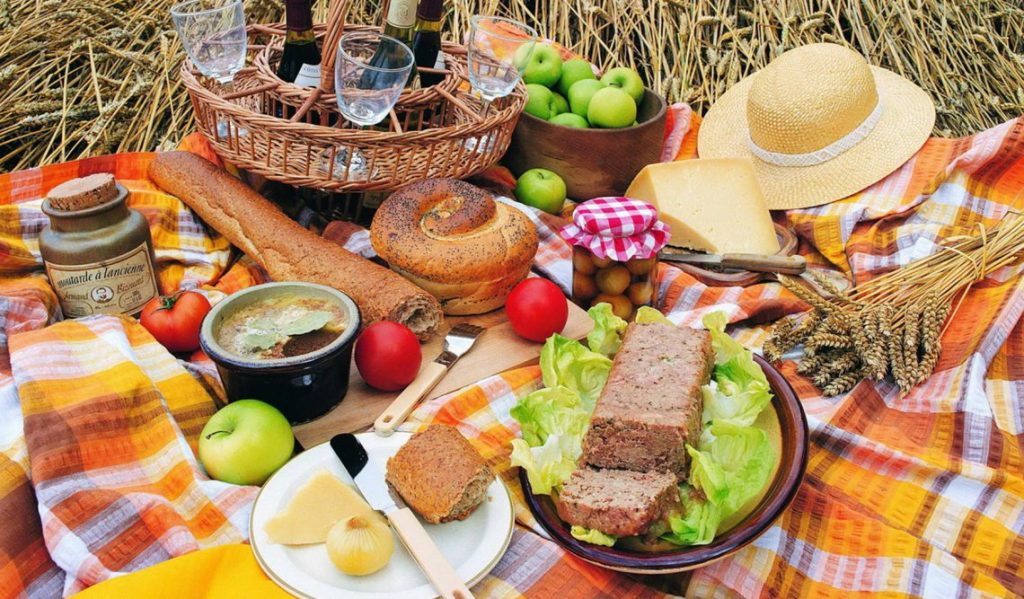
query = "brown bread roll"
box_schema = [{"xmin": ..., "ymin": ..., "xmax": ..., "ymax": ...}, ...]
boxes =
[
  {"xmin": 370, "ymin": 178, "xmax": 538, "ymax": 315},
  {"xmin": 148, "ymin": 152, "xmax": 442, "ymax": 340}
]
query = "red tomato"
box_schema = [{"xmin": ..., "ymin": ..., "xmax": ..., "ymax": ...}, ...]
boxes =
[
  {"xmin": 355, "ymin": 321, "xmax": 422, "ymax": 391},
  {"xmin": 506, "ymin": 278, "xmax": 568, "ymax": 342},
  {"xmin": 140, "ymin": 291, "xmax": 212, "ymax": 353}
]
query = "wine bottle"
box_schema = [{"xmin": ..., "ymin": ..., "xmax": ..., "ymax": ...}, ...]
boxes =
[
  {"xmin": 360, "ymin": 0, "xmax": 417, "ymax": 90},
  {"xmin": 412, "ymin": 0, "xmax": 444, "ymax": 88},
  {"xmin": 277, "ymin": 0, "xmax": 322, "ymax": 87}
]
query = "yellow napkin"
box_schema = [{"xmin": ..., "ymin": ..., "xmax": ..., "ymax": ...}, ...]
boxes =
[{"xmin": 74, "ymin": 545, "xmax": 291, "ymax": 599}]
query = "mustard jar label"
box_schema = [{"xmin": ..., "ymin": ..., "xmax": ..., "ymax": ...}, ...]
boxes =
[{"xmin": 44, "ymin": 242, "xmax": 158, "ymax": 318}]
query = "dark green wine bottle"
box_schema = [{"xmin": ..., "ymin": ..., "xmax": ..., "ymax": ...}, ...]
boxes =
[
  {"xmin": 277, "ymin": 0, "xmax": 322, "ymax": 87},
  {"xmin": 412, "ymin": 0, "xmax": 444, "ymax": 87},
  {"xmin": 360, "ymin": 0, "xmax": 417, "ymax": 90}
]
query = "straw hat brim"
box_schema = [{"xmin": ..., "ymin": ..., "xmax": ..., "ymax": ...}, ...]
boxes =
[{"xmin": 697, "ymin": 66, "xmax": 935, "ymax": 210}]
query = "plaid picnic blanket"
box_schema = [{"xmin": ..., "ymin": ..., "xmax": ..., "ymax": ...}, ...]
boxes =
[{"xmin": 1, "ymin": 108, "xmax": 1022, "ymax": 598}]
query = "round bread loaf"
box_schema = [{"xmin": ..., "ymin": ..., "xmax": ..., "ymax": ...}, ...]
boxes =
[{"xmin": 370, "ymin": 179, "xmax": 539, "ymax": 315}]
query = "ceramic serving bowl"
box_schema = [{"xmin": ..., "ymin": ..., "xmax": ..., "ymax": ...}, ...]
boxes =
[
  {"xmin": 200, "ymin": 282, "xmax": 361, "ymax": 425},
  {"xmin": 504, "ymin": 88, "xmax": 668, "ymax": 199},
  {"xmin": 520, "ymin": 355, "xmax": 808, "ymax": 574}
]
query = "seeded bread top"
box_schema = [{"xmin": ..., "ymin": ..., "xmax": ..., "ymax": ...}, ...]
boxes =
[{"xmin": 45, "ymin": 173, "xmax": 118, "ymax": 212}]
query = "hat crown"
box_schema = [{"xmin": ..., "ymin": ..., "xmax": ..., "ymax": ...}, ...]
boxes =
[{"xmin": 747, "ymin": 44, "xmax": 879, "ymax": 155}]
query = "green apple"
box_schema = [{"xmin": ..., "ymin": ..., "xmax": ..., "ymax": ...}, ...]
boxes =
[
  {"xmin": 557, "ymin": 58, "xmax": 597, "ymax": 97},
  {"xmin": 515, "ymin": 168, "xmax": 567, "ymax": 215},
  {"xmin": 568, "ymin": 79, "xmax": 606, "ymax": 118},
  {"xmin": 198, "ymin": 399, "xmax": 294, "ymax": 485},
  {"xmin": 600, "ymin": 67, "xmax": 645, "ymax": 104},
  {"xmin": 524, "ymin": 83, "xmax": 558, "ymax": 120},
  {"xmin": 551, "ymin": 91, "xmax": 569, "ymax": 115},
  {"xmin": 549, "ymin": 112, "xmax": 589, "ymax": 128},
  {"xmin": 587, "ymin": 87, "xmax": 637, "ymax": 128},
  {"xmin": 515, "ymin": 43, "xmax": 562, "ymax": 88}
]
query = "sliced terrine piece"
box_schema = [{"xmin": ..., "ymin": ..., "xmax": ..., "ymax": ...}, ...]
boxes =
[
  {"xmin": 556, "ymin": 467, "xmax": 681, "ymax": 537},
  {"xmin": 581, "ymin": 322, "xmax": 712, "ymax": 476}
]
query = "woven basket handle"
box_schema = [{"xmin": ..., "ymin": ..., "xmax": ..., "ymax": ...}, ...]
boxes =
[{"xmin": 319, "ymin": 0, "xmax": 350, "ymax": 92}]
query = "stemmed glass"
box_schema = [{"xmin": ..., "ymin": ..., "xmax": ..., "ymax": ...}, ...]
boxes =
[
  {"xmin": 171, "ymin": 0, "xmax": 247, "ymax": 138},
  {"xmin": 466, "ymin": 16, "xmax": 537, "ymax": 150},
  {"xmin": 335, "ymin": 31, "xmax": 415, "ymax": 127},
  {"xmin": 328, "ymin": 31, "xmax": 414, "ymax": 179}
]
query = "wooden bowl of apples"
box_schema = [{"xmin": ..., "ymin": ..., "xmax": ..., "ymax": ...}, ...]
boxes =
[{"xmin": 505, "ymin": 60, "xmax": 668, "ymax": 200}]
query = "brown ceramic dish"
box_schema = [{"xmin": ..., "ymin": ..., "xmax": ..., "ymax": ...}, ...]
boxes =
[
  {"xmin": 519, "ymin": 354, "xmax": 807, "ymax": 574},
  {"xmin": 504, "ymin": 88, "xmax": 668, "ymax": 199}
]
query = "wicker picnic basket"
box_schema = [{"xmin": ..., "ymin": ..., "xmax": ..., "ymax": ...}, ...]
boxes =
[{"xmin": 179, "ymin": 0, "xmax": 525, "ymax": 192}]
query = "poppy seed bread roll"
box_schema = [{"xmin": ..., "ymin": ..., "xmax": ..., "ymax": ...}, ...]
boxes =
[
  {"xmin": 370, "ymin": 178, "xmax": 538, "ymax": 315},
  {"xmin": 148, "ymin": 152, "xmax": 443, "ymax": 339}
]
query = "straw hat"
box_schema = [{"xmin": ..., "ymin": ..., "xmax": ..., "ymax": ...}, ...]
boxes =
[{"xmin": 698, "ymin": 43, "xmax": 935, "ymax": 210}]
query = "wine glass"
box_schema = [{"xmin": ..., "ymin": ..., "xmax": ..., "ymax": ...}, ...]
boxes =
[
  {"xmin": 171, "ymin": 0, "xmax": 247, "ymax": 137},
  {"xmin": 466, "ymin": 16, "xmax": 537, "ymax": 151},
  {"xmin": 467, "ymin": 16, "xmax": 537, "ymax": 104},
  {"xmin": 334, "ymin": 31, "xmax": 415, "ymax": 127}
]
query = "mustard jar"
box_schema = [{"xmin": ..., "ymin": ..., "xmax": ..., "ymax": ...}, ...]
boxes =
[{"xmin": 39, "ymin": 173, "xmax": 159, "ymax": 318}]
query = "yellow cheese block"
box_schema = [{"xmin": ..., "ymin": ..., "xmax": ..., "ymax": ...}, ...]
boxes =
[
  {"xmin": 625, "ymin": 159, "xmax": 781, "ymax": 255},
  {"xmin": 264, "ymin": 470, "xmax": 373, "ymax": 545}
]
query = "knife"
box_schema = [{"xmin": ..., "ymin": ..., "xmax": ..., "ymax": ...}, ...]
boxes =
[
  {"xmin": 659, "ymin": 249, "xmax": 807, "ymax": 275},
  {"xmin": 331, "ymin": 434, "xmax": 474, "ymax": 599}
]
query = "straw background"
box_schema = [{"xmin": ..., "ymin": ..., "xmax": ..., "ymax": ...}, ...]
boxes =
[{"xmin": 1, "ymin": 0, "xmax": 1023, "ymax": 173}]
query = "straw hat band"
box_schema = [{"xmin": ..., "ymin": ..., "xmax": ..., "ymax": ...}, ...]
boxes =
[{"xmin": 747, "ymin": 99, "xmax": 884, "ymax": 167}]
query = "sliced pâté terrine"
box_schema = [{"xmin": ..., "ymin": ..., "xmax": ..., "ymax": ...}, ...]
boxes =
[
  {"xmin": 556, "ymin": 467, "xmax": 681, "ymax": 537},
  {"xmin": 581, "ymin": 322, "xmax": 712, "ymax": 476}
]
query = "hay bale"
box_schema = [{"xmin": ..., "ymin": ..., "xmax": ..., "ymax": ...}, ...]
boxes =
[{"xmin": 1, "ymin": 0, "xmax": 1022, "ymax": 173}]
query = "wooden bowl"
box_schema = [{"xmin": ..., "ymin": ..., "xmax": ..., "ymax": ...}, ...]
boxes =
[
  {"xmin": 519, "ymin": 355, "xmax": 808, "ymax": 574},
  {"xmin": 504, "ymin": 88, "xmax": 668, "ymax": 199}
]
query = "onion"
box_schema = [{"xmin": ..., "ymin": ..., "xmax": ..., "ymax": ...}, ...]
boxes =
[{"xmin": 326, "ymin": 513, "xmax": 394, "ymax": 576}]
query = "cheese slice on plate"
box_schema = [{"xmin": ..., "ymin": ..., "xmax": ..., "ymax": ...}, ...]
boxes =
[
  {"xmin": 263, "ymin": 469, "xmax": 373, "ymax": 545},
  {"xmin": 625, "ymin": 159, "xmax": 781, "ymax": 255}
]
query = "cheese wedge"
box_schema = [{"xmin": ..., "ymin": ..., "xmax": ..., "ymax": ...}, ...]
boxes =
[
  {"xmin": 625, "ymin": 159, "xmax": 780, "ymax": 255},
  {"xmin": 264, "ymin": 470, "xmax": 374, "ymax": 545}
]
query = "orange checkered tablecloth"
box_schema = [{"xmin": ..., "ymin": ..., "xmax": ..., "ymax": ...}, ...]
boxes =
[{"xmin": 1, "ymin": 110, "xmax": 1023, "ymax": 598}]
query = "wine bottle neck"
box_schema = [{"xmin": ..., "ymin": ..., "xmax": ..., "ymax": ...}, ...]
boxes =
[
  {"xmin": 284, "ymin": 0, "xmax": 314, "ymax": 32},
  {"xmin": 415, "ymin": 0, "xmax": 444, "ymax": 21},
  {"xmin": 384, "ymin": 0, "xmax": 416, "ymax": 30}
]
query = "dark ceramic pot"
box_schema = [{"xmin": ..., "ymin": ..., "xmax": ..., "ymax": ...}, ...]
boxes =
[
  {"xmin": 520, "ymin": 354, "xmax": 808, "ymax": 574},
  {"xmin": 200, "ymin": 282, "xmax": 361, "ymax": 424}
]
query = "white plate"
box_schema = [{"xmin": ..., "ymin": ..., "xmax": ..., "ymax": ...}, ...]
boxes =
[{"xmin": 250, "ymin": 432, "xmax": 514, "ymax": 599}]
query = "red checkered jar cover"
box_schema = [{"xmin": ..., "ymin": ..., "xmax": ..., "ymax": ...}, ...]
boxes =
[{"xmin": 559, "ymin": 197, "xmax": 671, "ymax": 261}]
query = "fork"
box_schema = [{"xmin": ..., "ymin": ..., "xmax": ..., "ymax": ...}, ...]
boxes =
[{"xmin": 373, "ymin": 323, "xmax": 486, "ymax": 436}]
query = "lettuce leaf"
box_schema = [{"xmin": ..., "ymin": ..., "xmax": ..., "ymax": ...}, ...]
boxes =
[
  {"xmin": 635, "ymin": 305, "xmax": 674, "ymax": 325},
  {"xmin": 586, "ymin": 303, "xmax": 627, "ymax": 357},
  {"xmin": 510, "ymin": 434, "xmax": 580, "ymax": 496},
  {"xmin": 510, "ymin": 386, "xmax": 590, "ymax": 447},
  {"xmin": 688, "ymin": 423, "xmax": 776, "ymax": 516},
  {"xmin": 662, "ymin": 485, "xmax": 721, "ymax": 546},
  {"xmin": 570, "ymin": 525, "xmax": 618, "ymax": 547},
  {"xmin": 701, "ymin": 311, "xmax": 773, "ymax": 427},
  {"xmin": 509, "ymin": 386, "xmax": 590, "ymax": 495},
  {"xmin": 539, "ymin": 334, "xmax": 612, "ymax": 409}
]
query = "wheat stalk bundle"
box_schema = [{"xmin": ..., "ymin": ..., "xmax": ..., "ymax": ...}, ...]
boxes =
[
  {"xmin": 1, "ymin": 0, "xmax": 1024, "ymax": 172},
  {"xmin": 764, "ymin": 213, "xmax": 1024, "ymax": 395}
]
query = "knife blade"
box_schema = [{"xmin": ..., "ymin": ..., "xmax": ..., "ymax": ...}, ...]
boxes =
[
  {"xmin": 330, "ymin": 434, "xmax": 474, "ymax": 599},
  {"xmin": 659, "ymin": 249, "xmax": 807, "ymax": 275}
]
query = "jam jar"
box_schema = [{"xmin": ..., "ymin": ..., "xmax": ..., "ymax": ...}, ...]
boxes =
[{"xmin": 560, "ymin": 197, "xmax": 670, "ymax": 321}]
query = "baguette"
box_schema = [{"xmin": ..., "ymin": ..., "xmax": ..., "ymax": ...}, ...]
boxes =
[{"xmin": 148, "ymin": 152, "xmax": 443, "ymax": 339}]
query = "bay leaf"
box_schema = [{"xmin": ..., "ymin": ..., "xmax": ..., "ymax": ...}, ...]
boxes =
[
  {"xmin": 241, "ymin": 332, "xmax": 280, "ymax": 353},
  {"xmin": 282, "ymin": 311, "xmax": 333, "ymax": 336}
]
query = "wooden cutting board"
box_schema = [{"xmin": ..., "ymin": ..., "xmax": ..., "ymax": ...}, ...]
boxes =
[{"xmin": 293, "ymin": 301, "xmax": 592, "ymax": 447}]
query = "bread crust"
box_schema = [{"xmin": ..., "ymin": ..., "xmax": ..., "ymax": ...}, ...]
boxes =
[
  {"xmin": 370, "ymin": 178, "xmax": 538, "ymax": 315},
  {"xmin": 385, "ymin": 425, "xmax": 493, "ymax": 523},
  {"xmin": 148, "ymin": 152, "xmax": 443, "ymax": 339}
]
